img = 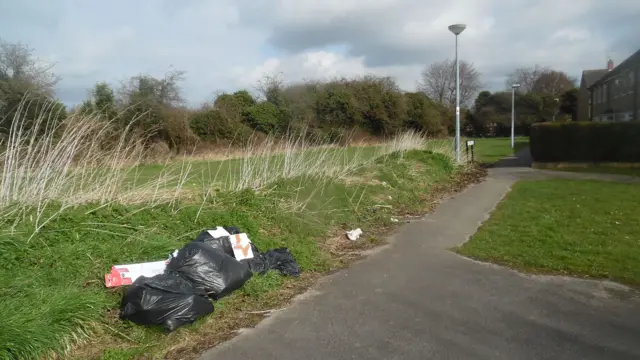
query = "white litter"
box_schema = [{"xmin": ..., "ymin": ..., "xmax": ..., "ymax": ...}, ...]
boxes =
[
  {"xmin": 346, "ymin": 228, "xmax": 363, "ymax": 241},
  {"xmin": 229, "ymin": 233, "xmax": 255, "ymax": 261},
  {"xmin": 206, "ymin": 226, "xmax": 231, "ymax": 238}
]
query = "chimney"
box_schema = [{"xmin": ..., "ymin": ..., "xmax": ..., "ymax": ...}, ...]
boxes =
[{"xmin": 607, "ymin": 59, "xmax": 614, "ymax": 71}]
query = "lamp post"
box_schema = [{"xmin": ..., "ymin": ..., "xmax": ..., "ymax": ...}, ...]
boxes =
[
  {"xmin": 552, "ymin": 97, "xmax": 560, "ymax": 122},
  {"xmin": 448, "ymin": 23, "xmax": 466, "ymax": 163},
  {"xmin": 511, "ymin": 83, "xmax": 520, "ymax": 149}
]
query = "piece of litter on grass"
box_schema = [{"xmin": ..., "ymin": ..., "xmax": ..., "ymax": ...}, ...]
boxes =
[
  {"xmin": 105, "ymin": 260, "xmax": 168, "ymax": 288},
  {"xmin": 346, "ymin": 228, "xmax": 363, "ymax": 241},
  {"xmin": 390, "ymin": 217, "xmax": 399, "ymax": 223},
  {"xmin": 230, "ymin": 233, "xmax": 255, "ymax": 261},
  {"xmin": 206, "ymin": 226, "xmax": 231, "ymax": 238}
]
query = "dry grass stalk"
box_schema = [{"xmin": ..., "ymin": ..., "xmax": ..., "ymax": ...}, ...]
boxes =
[{"xmin": 0, "ymin": 100, "xmax": 454, "ymax": 232}]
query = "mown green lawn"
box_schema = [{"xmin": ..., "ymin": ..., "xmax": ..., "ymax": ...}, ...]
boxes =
[
  {"xmin": 0, "ymin": 149, "xmax": 460, "ymax": 360},
  {"xmin": 457, "ymin": 179, "xmax": 640, "ymax": 285},
  {"xmin": 542, "ymin": 166, "xmax": 640, "ymax": 178},
  {"xmin": 471, "ymin": 137, "xmax": 529, "ymax": 164},
  {"xmin": 425, "ymin": 137, "xmax": 529, "ymax": 165}
]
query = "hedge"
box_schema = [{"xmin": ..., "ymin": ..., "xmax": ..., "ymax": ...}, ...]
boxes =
[{"xmin": 530, "ymin": 122, "xmax": 640, "ymax": 163}]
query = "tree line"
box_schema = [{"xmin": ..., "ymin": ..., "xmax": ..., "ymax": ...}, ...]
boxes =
[
  {"xmin": 465, "ymin": 65, "xmax": 578, "ymax": 137},
  {"xmin": 1, "ymin": 38, "xmax": 579, "ymax": 153}
]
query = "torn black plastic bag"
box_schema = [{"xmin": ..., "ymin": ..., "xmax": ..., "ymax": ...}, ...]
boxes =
[
  {"xmin": 224, "ymin": 226, "xmax": 242, "ymax": 235},
  {"xmin": 264, "ymin": 248, "xmax": 301, "ymax": 277},
  {"xmin": 166, "ymin": 241, "xmax": 252, "ymax": 299},
  {"xmin": 119, "ymin": 273, "xmax": 214, "ymax": 332},
  {"xmin": 192, "ymin": 231, "xmax": 234, "ymax": 257},
  {"xmin": 242, "ymin": 244, "xmax": 301, "ymax": 277}
]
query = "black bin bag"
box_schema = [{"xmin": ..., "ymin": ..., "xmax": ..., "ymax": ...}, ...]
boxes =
[
  {"xmin": 192, "ymin": 231, "xmax": 234, "ymax": 257},
  {"xmin": 119, "ymin": 273, "xmax": 214, "ymax": 332},
  {"xmin": 263, "ymin": 248, "xmax": 301, "ymax": 277},
  {"xmin": 166, "ymin": 241, "xmax": 253, "ymax": 299},
  {"xmin": 242, "ymin": 245, "xmax": 301, "ymax": 277}
]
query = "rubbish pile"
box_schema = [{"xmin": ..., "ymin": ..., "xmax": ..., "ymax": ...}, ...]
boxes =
[{"xmin": 112, "ymin": 226, "xmax": 300, "ymax": 332}]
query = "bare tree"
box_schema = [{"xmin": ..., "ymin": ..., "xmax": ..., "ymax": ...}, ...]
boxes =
[
  {"xmin": 531, "ymin": 70, "xmax": 576, "ymax": 97},
  {"xmin": 0, "ymin": 39, "xmax": 60, "ymax": 97},
  {"xmin": 255, "ymin": 72, "xmax": 285, "ymax": 104},
  {"xmin": 117, "ymin": 69, "xmax": 186, "ymax": 107},
  {"xmin": 418, "ymin": 59, "xmax": 482, "ymax": 108},
  {"xmin": 504, "ymin": 65, "xmax": 549, "ymax": 93}
]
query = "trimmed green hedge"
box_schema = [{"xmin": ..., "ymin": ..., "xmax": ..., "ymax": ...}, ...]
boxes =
[{"xmin": 530, "ymin": 122, "xmax": 640, "ymax": 163}]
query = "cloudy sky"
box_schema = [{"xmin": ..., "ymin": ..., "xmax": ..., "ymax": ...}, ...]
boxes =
[{"xmin": 1, "ymin": 0, "xmax": 639, "ymax": 106}]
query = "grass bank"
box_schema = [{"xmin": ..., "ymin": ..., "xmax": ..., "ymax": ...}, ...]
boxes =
[
  {"xmin": 456, "ymin": 179, "xmax": 640, "ymax": 285},
  {"xmin": 425, "ymin": 137, "xmax": 529, "ymax": 165},
  {"xmin": 0, "ymin": 110, "xmax": 478, "ymax": 359},
  {"xmin": 471, "ymin": 137, "xmax": 529, "ymax": 164},
  {"xmin": 533, "ymin": 163, "xmax": 640, "ymax": 178}
]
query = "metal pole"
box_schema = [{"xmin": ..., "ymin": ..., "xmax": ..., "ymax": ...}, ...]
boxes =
[
  {"xmin": 455, "ymin": 35, "xmax": 461, "ymax": 163},
  {"xmin": 511, "ymin": 87, "xmax": 515, "ymax": 149}
]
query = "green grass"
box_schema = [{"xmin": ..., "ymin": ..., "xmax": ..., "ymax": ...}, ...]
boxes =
[
  {"xmin": 424, "ymin": 137, "xmax": 529, "ymax": 165},
  {"xmin": 0, "ymin": 149, "xmax": 459, "ymax": 360},
  {"xmin": 457, "ymin": 179, "xmax": 640, "ymax": 285},
  {"xmin": 128, "ymin": 145, "xmax": 384, "ymax": 189},
  {"xmin": 542, "ymin": 166, "xmax": 640, "ymax": 178},
  {"xmin": 471, "ymin": 137, "xmax": 529, "ymax": 164}
]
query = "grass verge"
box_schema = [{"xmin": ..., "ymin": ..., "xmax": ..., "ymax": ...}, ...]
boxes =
[
  {"xmin": 471, "ymin": 137, "xmax": 529, "ymax": 164},
  {"xmin": 456, "ymin": 179, "xmax": 640, "ymax": 285},
  {"xmin": 532, "ymin": 163, "xmax": 640, "ymax": 178},
  {"xmin": 1, "ymin": 133, "xmax": 481, "ymax": 359}
]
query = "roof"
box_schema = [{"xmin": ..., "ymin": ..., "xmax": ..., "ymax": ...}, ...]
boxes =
[
  {"xmin": 581, "ymin": 69, "xmax": 608, "ymax": 88},
  {"xmin": 588, "ymin": 48, "xmax": 640, "ymax": 89}
]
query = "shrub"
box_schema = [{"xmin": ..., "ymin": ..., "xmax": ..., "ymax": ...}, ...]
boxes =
[
  {"xmin": 214, "ymin": 91, "xmax": 255, "ymax": 118},
  {"xmin": 530, "ymin": 122, "xmax": 640, "ymax": 163},
  {"xmin": 162, "ymin": 108, "xmax": 198, "ymax": 151},
  {"xmin": 348, "ymin": 76, "xmax": 405, "ymax": 135},
  {"xmin": 242, "ymin": 102, "xmax": 283, "ymax": 133},
  {"xmin": 189, "ymin": 109, "xmax": 252, "ymax": 143},
  {"xmin": 315, "ymin": 86, "xmax": 360, "ymax": 127},
  {"xmin": 231, "ymin": 90, "xmax": 256, "ymax": 109},
  {"xmin": 403, "ymin": 92, "xmax": 446, "ymax": 136}
]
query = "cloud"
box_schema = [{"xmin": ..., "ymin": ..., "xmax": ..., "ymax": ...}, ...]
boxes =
[
  {"xmin": 230, "ymin": 51, "xmax": 422, "ymax": 91},
  {"xmin": 1, "ymin": 0, "xmax": 639, "ymax": 106}
]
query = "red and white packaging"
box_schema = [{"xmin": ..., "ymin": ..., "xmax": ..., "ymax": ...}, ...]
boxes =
[
  {"xmin": 230, "ymin": 233, "xmax": 254, "ymax": 261},
  {"xmin": 104, "ymin": 260, "xmax": 168, "ymax": 288}
]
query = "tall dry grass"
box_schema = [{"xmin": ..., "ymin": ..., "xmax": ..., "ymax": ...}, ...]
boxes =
[
  {"xmin": 0, "ymin": 101, "xmax": 453, "ymax": 232},
  {"xmin": 217, "ymin": 130, "xmax": 433, "ymax": 191}
]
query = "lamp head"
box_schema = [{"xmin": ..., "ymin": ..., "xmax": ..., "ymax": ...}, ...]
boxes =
[
  {"xmin": 448, "ymin": 24, "xmax": 467, "ymax": 35},
  {"xmin": 512, "ymin": 83, "xmax": 521, "ymax": 89}
]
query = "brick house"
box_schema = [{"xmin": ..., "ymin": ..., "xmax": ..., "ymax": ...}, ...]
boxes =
[
  {"xmin": 576, "ymin": 68, "xmax": 607, "ymax": 121},
  {"xmin": 587, "ymin": 49, "xmax": 640, "ymax": 122}
]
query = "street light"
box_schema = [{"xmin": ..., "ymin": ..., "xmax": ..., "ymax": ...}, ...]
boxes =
[
  {"xmin": 511, "ymin": 83, "xmax": 520, "ymax": 149},
  {"xmin": 552, "ymin": 98, "xmax": 560, "ymax": 122},
  {"xmin": 448, "ymin": 23, "xmax": 466, "ymax": 163}
]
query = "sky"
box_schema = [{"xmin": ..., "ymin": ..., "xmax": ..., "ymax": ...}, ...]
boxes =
[{"xmin": 1, "ymin": 0, "xmax": 639, "ymax": 106}]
